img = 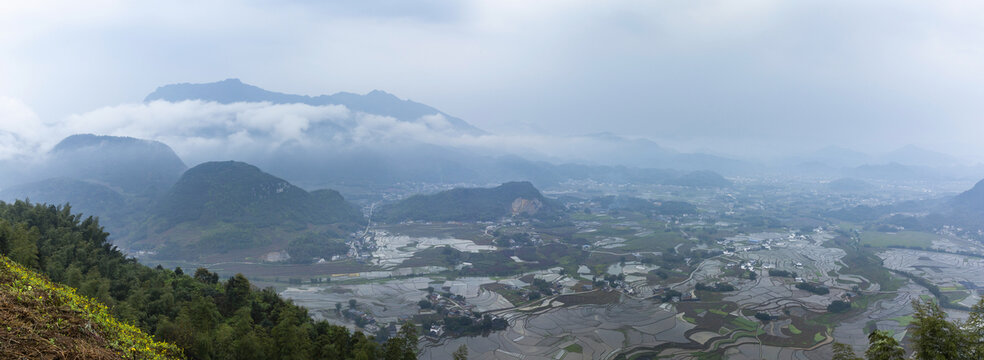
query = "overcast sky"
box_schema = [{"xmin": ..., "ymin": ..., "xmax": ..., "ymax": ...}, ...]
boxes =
[{"xmin": 1, "ymin": 0, "xmax": 984, "ymax": 160}]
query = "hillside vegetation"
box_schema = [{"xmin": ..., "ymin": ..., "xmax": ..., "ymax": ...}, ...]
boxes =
[
  {"xmin": 155, "ymin": 161, "xmax": 363, "ymax": 228},
  {"xmin": 143, "ymin": 161, "xmax": 364, "ymax": 260},
  {"xmin": 377, "ymin": 181, "xmax": 565, "ymax": 222},
  {"xmin": 0, "ymin": 200, "xmax": 415, "ymax": 360}
]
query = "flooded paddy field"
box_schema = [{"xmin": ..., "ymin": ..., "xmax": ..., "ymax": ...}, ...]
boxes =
[
  {"xmin": 221, "ymin": 218, "xmax": 976, "ymax": 359},
  {"xmin": 421, "ymin": 297, "xmax": 693, "ymax": 360},
  {"xmin": 282, "ymin": 275, "xmax": 518, "ymax": 324}
]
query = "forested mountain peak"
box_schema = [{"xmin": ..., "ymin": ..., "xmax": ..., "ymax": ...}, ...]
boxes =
[
  {"xmin": 155, "ymin": 161, "xmax": 363, "ymax": 227},
  {"xmin": 377, "ymin": 181, "xmax": 564, "ymax": 222}
]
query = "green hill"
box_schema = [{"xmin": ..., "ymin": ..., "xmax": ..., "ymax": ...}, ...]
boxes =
[
  {"xmin": 377, "ymin": 181, "xmax": 565, "ymax": 222},
  {"xmin": 146, "ymin": 161, "xmax": 363, "ymax": 260},
  {"xmin": 156, "ymin": 161, "xmax": 363, "ymax": 227}
]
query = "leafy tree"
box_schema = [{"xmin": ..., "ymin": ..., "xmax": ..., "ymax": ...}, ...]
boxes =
[
  {"xmin": 223, "ymin": 273, "xmax": 251, "ymax": 316},
  {"xmin": 831, "ymin": 342, "xmax": 861, "ymax": 360},
  {"xmin": 910, "ymin": 299, "xmax": 964, "ymax": 359},
  {"xmin": 753, "ymin": 312, "xmax": 774, "ymax": 322},
  {"xmin": 452, "ymin": 344, "xmax": 468, "ymax": 360},
  {"xmin": 0, "ymin": 221, "xmax": 39, "ymax": 269},
  {"xmin": 827, "ymin": 300, "xmax": 851, "ymax": 313},
  {"xmin": 0, "ymin": 219, "xmax": 9, "ymax": 255},
  {"xmin": 382, "ymin": 323, "xmax": 418, "ymax": 360},
  {"xmin": 865, "ymin": 330, "xmax": 904, "ymax": 360},
  {"xmin": 194, "ymin": 267, "xmax": 219, "ymax": 284}
]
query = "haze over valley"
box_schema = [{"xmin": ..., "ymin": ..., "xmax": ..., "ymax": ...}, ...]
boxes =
[{"xmin": 3, "ymin": 2, "xmax": 984, "ymax": 360}]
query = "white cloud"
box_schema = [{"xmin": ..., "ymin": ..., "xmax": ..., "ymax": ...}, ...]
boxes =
[
  {"xmin": 2, "ymin": 1, "xmax": 984, "ymax": 159},
  {"xmin": 0, "ymin": 98, "xmax": 674, "ymax": 167},
  {"xmin": 0, "ymin": 97, "xmax": 47, "ymax": 160}
]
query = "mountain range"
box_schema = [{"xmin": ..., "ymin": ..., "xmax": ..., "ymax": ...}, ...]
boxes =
[{"xmin": 146, "ymin": 78, "xmax": 484, "ymax": 135}]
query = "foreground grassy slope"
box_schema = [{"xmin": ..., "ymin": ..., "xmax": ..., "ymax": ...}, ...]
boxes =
[{"xmin": 0, "ymin": 255, "xmax": 182, "ymax": 359}]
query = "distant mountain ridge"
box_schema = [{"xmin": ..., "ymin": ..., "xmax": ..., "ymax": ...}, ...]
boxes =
[
  {"xmin": 954, "ymin": 179, "xmax": 984, "ymax": 213},
  {"xmin": 377, "ymin": 181, "xmax": 565, "ymax": 222},
  {"xmin": 0, "ymin": 134, "xmax": 188, "ymax": 241},
  {"xmin": 145, "ymin": 78, "xmax": 484, "ymax": 135},
  {"xmin": 881, "ymin": 144, "xmax": 962, "ymax": 167},
  {"xmin": 45, "ymin": 134, "xmax": 187, "ymax": 196}
]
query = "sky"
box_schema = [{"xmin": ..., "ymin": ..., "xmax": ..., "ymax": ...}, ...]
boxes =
[{"xmin": 1, "ymin": 0, "xmax": 984, "ymax": 161}]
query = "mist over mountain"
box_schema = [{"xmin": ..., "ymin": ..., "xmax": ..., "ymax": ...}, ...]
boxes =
[
  {"xmin": 880, "ymin": 145, "xmax": 963, "ymax": 167},
  {"xmin": 787, "ymin": 146, "xmax": 874, "ymax": 168},
  {"xmin": 9, "ymin": 3, "xmax": 984, "ymax": 359},
  {"xmin": 953, "ymin": 179, "xmax": 984, "ymax": 214},
  {"xmin": 73, "ymin": 79, "xmax": 748, "ymax": 188},
  {"xmin": 0, "ymin": 177, "xmax": 126, "ymax": 221},
  {"xmin": 146, "ymin": 78, "xmax": 484, "ymax": 135},
  {"xmin": 0, "ymin": 134, "xmax": 188, "ymax": 240},
  {"xmin": 44, "ymin": 134, "xmax": 187, "ymax": 196}
]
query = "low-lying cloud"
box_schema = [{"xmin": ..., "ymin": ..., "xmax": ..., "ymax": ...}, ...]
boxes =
[{"xmin": 2, "ymin": 99, "xmax": 660, "ymax": 167}]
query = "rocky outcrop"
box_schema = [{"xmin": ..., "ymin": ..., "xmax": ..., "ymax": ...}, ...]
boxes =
[{"xmin": 511, "ymin": 198, "xmax": 543, "ymax": 216}]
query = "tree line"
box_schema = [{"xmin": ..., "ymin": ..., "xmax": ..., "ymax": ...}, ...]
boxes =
[{"xmin": 834, "ymin": 298, "xmax": 984, "ymax": 359}]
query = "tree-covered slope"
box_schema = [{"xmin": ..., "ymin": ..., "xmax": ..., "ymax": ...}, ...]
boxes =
[
  {"xmin": 155, "ymin": 161, "xmax": 363, "ymax": 228},
  {"xmin": 0, "ymin": 200, "xmax": 416, "ymax": 360},
  {"xmin": 377, "ymin": 181, "xmax": 565, "ymax": 222}
]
